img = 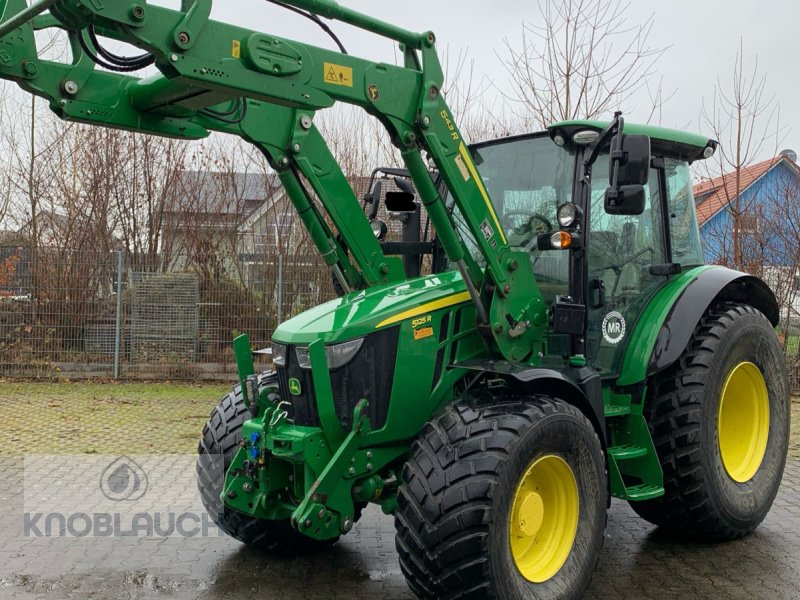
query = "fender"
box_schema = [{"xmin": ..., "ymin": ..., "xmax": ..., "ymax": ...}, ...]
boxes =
[
  {"xmin": 617, "ymin": 265, "xmax": 779, "ymax": 386},
  {"xmin": 454, "ymin": 359, "xmax": 606, "ymax": 446}
]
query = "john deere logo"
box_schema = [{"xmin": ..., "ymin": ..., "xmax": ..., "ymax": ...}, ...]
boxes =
[
  {"xmin": 288, "ymin": 378, "xmax": 302, "ymax": 396},
  {"xmin": 601, "ymin": 311, "xmax": 626, "ymax": 345}
]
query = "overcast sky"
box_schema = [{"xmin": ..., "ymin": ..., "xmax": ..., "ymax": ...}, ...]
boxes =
[{"xmin": 199, "ymin": 0, "xmax": 800, "ymax": 162}]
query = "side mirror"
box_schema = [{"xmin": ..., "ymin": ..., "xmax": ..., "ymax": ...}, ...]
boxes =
[
  {"xmin": 367, "ymin": 180, "xmax": 382, "ymax": 219},
  {"xmin": 605, "ymin": 133, "xmax": 650, "ymax": 215},
  {"xmin": 608, "ymin": 134, "xmax": 650, "ymax": 186},
  {"xmin": 605, "ymin": 185, "xmax": 646, "ymax": 216}
]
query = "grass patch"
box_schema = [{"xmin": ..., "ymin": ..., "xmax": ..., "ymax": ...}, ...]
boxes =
[
  {"xmin": 2, "ymin": 381, "xmax": 799, "ymax": 460},
  {"xmin": 0, "ymin": 381, "xmax": 231, "ymax": 454}
]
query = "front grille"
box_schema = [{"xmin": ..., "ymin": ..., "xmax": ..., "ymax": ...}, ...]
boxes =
[
  {"xmin": 277, "ymin": 349, "xmax": 320, "ymax": 427},
  {"xmin": 276, "ymin": 327, "xmax": 399, "ymax": 431}
]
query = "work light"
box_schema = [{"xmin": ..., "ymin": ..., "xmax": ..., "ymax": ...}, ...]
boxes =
[{"xmin": 557, "ymin": 203, "xmax": 581, "ymax": 228}]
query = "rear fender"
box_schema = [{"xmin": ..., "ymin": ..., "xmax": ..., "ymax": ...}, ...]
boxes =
[{"xmin": 617, "ymin": 266, "xmax": 779, "ymax": 386}]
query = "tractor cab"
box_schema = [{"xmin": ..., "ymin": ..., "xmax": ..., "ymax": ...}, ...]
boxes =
[{"xmin": 459, "ymin": 120, "xmax": 717, "ymax": 374}]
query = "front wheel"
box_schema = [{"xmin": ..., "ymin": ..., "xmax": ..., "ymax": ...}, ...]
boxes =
[{"xmin": 395, "ymin": 396, "xmax": 606, "ymax": 600}]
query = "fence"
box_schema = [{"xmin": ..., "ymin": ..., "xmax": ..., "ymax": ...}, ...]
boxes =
[
  {"xmin": 0, "ymin": 246, "xmax": 335, "ymax": 380},
  {"xmin": 2, "ymin": 244, "xmax": 800, "ymax": 389}
]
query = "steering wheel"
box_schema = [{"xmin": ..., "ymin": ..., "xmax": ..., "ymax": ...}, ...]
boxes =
[
  {"xmin": 503, "ymin": 211, "xmax": 554, "ymax": 260},
  {"xmin": 503, "ymin": 210, "xmax": 553, "ymax": 236}
]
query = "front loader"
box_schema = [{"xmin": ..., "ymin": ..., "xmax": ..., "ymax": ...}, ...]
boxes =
[{"xmin": 0, "ymin": 1, "xmax": 790, "ymax": 598}]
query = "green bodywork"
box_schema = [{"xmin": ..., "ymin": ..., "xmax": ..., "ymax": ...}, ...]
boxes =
[{"xmin": 0, "ymin": 0, "xmax": 753, "ymax": 540}]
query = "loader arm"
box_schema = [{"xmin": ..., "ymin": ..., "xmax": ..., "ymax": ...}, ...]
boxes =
[{"xmin": 0, "ymin": 0, "xmax": 547, "ymax": 362}]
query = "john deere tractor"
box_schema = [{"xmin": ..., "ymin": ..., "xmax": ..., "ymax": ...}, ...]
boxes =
[{"xmin": 0, "ymin": 1, "xmax": 789, "ymax": 598}]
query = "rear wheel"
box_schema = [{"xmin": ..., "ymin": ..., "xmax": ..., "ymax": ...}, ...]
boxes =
[
  {"xmin": 196, "ymin": 372, "xmax": 336, "ymax": 553},
  {"xmin": 630, "ymin": 302, "xmax": 790, "ymax": 540},
  {"xmin": 395, "ymin": 396, "xmax": 606, "ymax": 599}
]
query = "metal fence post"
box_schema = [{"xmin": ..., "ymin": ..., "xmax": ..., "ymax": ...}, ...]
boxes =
[
  {"xmin": 277, "ymin": 253, "xmax": 283, "ymax": 325},
  {"xmin": 113, "ymin": 250, "xmax": 124, "ymax": 379}
]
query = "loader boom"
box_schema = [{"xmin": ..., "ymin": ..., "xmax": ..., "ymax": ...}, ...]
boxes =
[{"xmin": 0, "ymin": 0, "xmax": 547, "ymax": 362}]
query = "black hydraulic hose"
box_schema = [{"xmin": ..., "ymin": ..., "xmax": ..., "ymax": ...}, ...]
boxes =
[
  {"xmin": 262, "ymin": 0, "xmax": 348, "ymax": 54},
  {"xmin": 78, "ymin": 27, "xmax": 155, "ymax": 73}
]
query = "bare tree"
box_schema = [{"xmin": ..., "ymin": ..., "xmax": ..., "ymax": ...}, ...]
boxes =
[
  {"xmin": 700, "ymin": 39, "xmax": 784, "ymax": 270},
  {"xmin": 441, "ymin": 48, "xmax": 515, "ymax": 142},
  {"xmin": 502, "ymin": 0, "xmax": 667, "ymax": 129},
  {"xmin": 108, "ymin": 132, "xmax": 188, "ymax": 272},
  {"xmin": 757, "ymin": 172, "xmax": 800, "ymax": 346}
]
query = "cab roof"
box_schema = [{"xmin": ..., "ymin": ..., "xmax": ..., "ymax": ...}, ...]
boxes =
[{"xmin": 548, "ymin": 119, "xmax": 717, "ymax": 163}]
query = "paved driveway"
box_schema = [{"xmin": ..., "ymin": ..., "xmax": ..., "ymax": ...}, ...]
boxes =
[{"xmin": 0, "ymin": 455, "xmax": 798, "ymax": 600}]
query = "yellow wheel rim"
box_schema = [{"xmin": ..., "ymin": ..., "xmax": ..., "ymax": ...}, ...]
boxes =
[
  {"xmin": 509, "ymin": 455, "xmax": 579, "ymax": 583},
  {"xmin": 718, "ymin": 362, "xmax": 770, "ymax": 483}
]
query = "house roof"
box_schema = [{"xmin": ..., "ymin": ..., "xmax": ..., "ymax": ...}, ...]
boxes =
[
  {"xmin": 693, "ymin": 156, "xmax": 799, "ymax": 225},
  {"xmin": 240, "ymin": 175, "xmax": 374, "ymax": 233},
  {"xmin": 171, "ymin": 171, "xmax": 278, "ymax": 216}
]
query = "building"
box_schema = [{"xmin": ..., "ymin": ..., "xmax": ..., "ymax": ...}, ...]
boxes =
[
  {"xmin": 160, "ymin": 170, "xmax": 278, "ymax": 276},
  {"xmin": 694, "ymin": 150, "xmax": 800, "ymax": 325}
]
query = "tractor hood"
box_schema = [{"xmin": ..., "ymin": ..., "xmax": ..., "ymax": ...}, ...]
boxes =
[{"xmin": 272, "ymin": 270, "xmax": 470, "ymax": 345}]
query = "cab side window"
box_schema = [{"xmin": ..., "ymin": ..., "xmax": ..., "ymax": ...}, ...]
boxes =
[{"xmin": 665, "ymin": 159, "xmax": 704, "ymax": 266}]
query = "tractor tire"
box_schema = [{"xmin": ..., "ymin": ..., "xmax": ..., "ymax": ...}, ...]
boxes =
[
  {"xmin": 395, "ymin": 396, "xmax": 606, "ymax": 600},
  {"xmin": 196, "ymin": 372, "xmax": 336, "ymax": 554},
  {"xmin": 630, "ymin": 302, "xmax": 790, "ymax": 541}
]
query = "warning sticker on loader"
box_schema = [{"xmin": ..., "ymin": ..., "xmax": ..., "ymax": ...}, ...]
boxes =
[
  {"xmin": 480, "ymin": 219, "xmax": 494, "ymax": 242},
  {"xmin": 324, "ymin": 62, "xmax": 353, "ymax": 87},
  {"xmin": 231, "ymin": 40, "xmax": 241, "ymax": 58},
  {"xmin": 455, "ymin": 155, "xmax": 471, "ymax": 181}
]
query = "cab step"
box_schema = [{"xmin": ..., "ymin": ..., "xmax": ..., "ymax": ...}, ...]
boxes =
[
  {"xmin": 623, "ymin": 483, "xmax": 664, "ymax": 501},
  {"xmin": 606, "ymin": 408, "xmax": 664, "ymax": 502},
  {"xmin": 604, "ymin": 404, "xmax": 631, "ymax": 418},
  {"xmin": 608, "ymin": 444, "xmax": 648, "ymax": 460}
]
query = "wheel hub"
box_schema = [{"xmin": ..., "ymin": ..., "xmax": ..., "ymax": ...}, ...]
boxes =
[
  {"xmin": 718, "ymin": 361, "xmax": 770, "ymax": 483},
  {"xmin": 516, "ymin": 491, "xmax": 545, "ymax": 537},
  {"xmin": 509, "ymin": 454, "xmax": 579, "ymax": 583}
]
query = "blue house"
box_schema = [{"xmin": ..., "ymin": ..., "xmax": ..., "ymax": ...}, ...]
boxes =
[
  {"xmin": 695, "ymin": 151, "xmax": 800, "ymax": 266},
  {"xmin": 694, "ymin": 152, "xmax": 800, "ymax": 327}
]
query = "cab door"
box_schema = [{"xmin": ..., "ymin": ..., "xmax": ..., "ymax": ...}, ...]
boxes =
[{"xmin": 584, "ymin": 154, "xmax": 668, "ymax": 373}]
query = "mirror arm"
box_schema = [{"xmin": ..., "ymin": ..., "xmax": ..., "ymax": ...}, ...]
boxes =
[
  {"xmin": 608, "ymin": 131, "xmax": 623, "ymax": 191},
  {"xmin": 584, "ymin": 111, "xmax": 624, "ymax": 170}
]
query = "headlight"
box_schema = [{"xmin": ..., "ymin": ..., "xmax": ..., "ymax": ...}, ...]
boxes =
[
  {"xmin": 295, "ymin": 338, "xmax": 364, "ymax": 370},
  {"xmin": 325, "ymin": 338, "xmax": 364, "ymax": 369},
  {"xmin": 370, "ymin": 219, "xmax": 388, "ymax": 240},
  {"xmin": 557, "ymin": 202, "xmax": 581, "ymax": 228},
  {"xmin": 271, "ymin": 342, "xmax": 287, "ymax": 367},
  {"xmin": 295, "ymin": 346, "xmax": 311, "ymax": 369}
]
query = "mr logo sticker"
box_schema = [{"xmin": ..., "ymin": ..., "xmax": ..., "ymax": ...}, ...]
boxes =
[{"xmin": 601, "ymin": 311, "xmax": 626, "ymax": 345}]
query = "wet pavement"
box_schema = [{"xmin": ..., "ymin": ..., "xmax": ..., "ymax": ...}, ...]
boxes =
[{"xmin": 0, "ymin": 456, "xmax": 799, "ymax": 600}]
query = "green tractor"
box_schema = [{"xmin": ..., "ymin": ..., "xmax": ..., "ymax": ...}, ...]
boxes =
[{"xmin": 0, "ymin": 1, "xmax": 789, "ymax": 597}]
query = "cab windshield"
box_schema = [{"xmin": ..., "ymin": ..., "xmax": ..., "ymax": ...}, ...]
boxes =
[{"xmin": 454, "ymin": 135, "xmax": 574, "ymax": 303}]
